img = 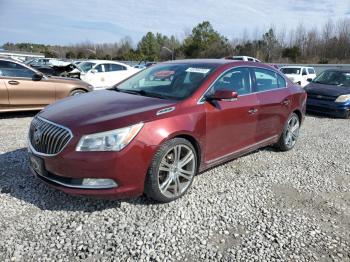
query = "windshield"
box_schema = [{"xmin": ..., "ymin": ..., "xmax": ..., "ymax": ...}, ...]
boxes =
[
  {"xmin": 281, "ymin": 68, "xmax": 301, "ymax": 75},
  {"xmin": 78, "ymin": 62, "xmax": 96, "ymax": 73},
  {"xmin": 114, "ymin": 63, "xmax": 217, "ymax": 100},
  {"xmin": 313, "ymin": 71, "xmax": 350, "ymax": 87}
]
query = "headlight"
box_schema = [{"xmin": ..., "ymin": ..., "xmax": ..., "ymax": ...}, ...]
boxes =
[
  {"xmin": 335, "ymin": 94, "xmax": 350, "ymax": 103},
  {"xmin": 76, "ymin": 123, "xmax": 144, "ymax": 152}
]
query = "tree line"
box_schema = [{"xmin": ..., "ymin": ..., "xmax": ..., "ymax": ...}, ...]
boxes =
[{"xmin": 3, "ymin": 18, "xmax": 350, "ymax": 64}]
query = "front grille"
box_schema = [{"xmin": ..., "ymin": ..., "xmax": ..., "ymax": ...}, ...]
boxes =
[
  {"xmin": 307, "ymin": 93, "xmax": 336, "ymax": 101},
  {"xmin": 29, "ymin": 117, "xmax": 72, "ymax": 155}
]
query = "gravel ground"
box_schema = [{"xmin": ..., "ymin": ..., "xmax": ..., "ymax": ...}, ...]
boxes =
[{"xmin": 0, "ymin": 112, "xmax": 349, "ymax": 261}]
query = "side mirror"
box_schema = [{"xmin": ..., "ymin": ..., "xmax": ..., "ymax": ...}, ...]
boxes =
[
  {"xmin": 90, "ymin": 69, "xmax": 98, "ymax": 74},
  {"xmin": 307, "ymin": 78, "xmax": 312, "ymax": 82},
  {"xmin": 32, "ymin": 73, "xmax": 43, "ymax": 81},
  {"xmin": 206, "ymin": 90, "xmax": 238, "ymax": 101}
]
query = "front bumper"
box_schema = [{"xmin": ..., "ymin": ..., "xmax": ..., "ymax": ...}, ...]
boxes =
[
  {"xmin": 306, "ymin": 98, "xmax": 350, "ymax": 118},
  {"xmin": 28, "ymin": 139, "xmax": 157, "ymax": 199}
]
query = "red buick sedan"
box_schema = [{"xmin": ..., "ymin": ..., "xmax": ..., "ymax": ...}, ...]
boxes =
[{"xmin": 28, "ymin": 59, "xmax": 306, "ymax": 202}]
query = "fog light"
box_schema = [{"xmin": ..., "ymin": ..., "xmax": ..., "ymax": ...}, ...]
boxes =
[{"xmin": 82, "ymin": 178, "xmax": 118, "ymax": 189}]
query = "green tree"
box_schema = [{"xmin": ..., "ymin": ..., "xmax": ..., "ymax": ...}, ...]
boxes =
[
  {"xmin": 282, "ymin": 46, "xmax": 301, "ymax": 62},
  {"xmin": 183, "ymin": 21, "xmax": 229, "ymax": 58},
  {"xmin": 137, "ymin": 32, "xmax": 160, "ymax": 61},
  {"xmin": 262, "ymin": 28, "xmax": 280, "ymax": 62},
  {"xmin": 77, "ymin": 51, "xmax": 86, "ymax": 59},
  {"xmin": 65, "ymin": 50, "xmax": 76, "ymax": 59}
]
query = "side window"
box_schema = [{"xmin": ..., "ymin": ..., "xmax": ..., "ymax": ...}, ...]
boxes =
[
  {"xmin": 248, "ymin": 58, "xmax": 254, "ymax": 61},
  {"xmin": 308, "ymin": 68, "xmax": 315, "ymax": 74},
  {"xmin": 210, "ymin": 67, "xmax": 252, "ymax": 95},
  {"xmin": 108, "ymin": 64, "xmax": 126, "ymax": 72},
  {"xmin": 277, "ymin": 74, "xmax": 287, "ymax": 88},
  {"xmin": 302, "ymin": 68, "xmax": 307, "ymax": 76},
  {"xmin": 254, "ymin": 68, "xmax": 278, "ymax": 91},
  {"xmin": 0, "ymin": 60, "xmax": 36, "ymax": 78},
  {"xmin": 94, "ymin": 64, "xmax": 103, "ymax": 72}
]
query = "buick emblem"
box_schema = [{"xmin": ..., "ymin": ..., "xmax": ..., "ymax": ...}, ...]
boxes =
[{"xmin": 34, "ymin": 127, "xmax": 43, "ymax": 145}]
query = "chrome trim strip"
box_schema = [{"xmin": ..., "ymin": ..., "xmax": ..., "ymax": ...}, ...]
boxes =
[
  {"xmin": 197, "ymin": 65, "xmax": 288, "ymax": 104},
  {"xmin": 156, "ymin": 106, "xmax": 175, "ymax": 115},
  {"xmin": 28, "ymin": 116, "xmax": 73, "ymax": 157},
  {"xmin": 30, "ymin": 168, "xmax": 118, "ymax": 189},
  {"xmin": 206, "ymin": 135, "xmax": 279, "ymax": 165}
]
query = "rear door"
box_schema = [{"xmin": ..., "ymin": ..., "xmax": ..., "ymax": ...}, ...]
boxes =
[
  {"xmin": 204, "ymin": 67, "xmax": 259, "ymax": 162},
  {"xmin": 0, "ymin": 78, "xmax": 9, "ymax": 108},
  {"xmin": 103, "ymin": 63, "xmax": 130, "ymax": 86},
  {"xmin": 252, "ymin": 67, "xmax": 291, "ymax": 142},
  {"xmin": 0, "ymin": 60, "xmax": 55, "ymax": 106}
]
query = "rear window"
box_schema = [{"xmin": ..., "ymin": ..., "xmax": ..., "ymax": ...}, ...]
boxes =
[
  {"xmin": 281, "ymin": 68, "xmax": 301, "ymax": 75},
  {"xmin": 254, "ymin": 68, "xmax": 278, "ymax": 91}
]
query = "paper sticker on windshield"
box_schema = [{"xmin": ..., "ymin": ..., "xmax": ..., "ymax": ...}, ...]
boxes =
[{"xmin": 185, "ymin": 67, "xmax": 210, "ymax": 74}]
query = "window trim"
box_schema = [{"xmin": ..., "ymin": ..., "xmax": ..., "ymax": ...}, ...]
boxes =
[
  {"xmin": 0, "ymin": 59, "xmax": 44, "ymax": 80},
  {"xmin": 197, "ymin": 66, "xmax": 288, "ymax": 104}
]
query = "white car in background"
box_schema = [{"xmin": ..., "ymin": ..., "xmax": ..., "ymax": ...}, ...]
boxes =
[
  {"xmin": 280, "ymin": 66, "xmax": 316, "ymax": 87},
  {"xmin": 77, "ymin": 60, "xmax": 140, "ymax": 89},
  {"xmin": 225, "ymin": 56, "xmax": 261, "ymax": 62}
]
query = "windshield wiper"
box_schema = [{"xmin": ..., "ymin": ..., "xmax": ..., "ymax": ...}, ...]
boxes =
[{"xmin": 112, "ymin": 87, "xmax": 174, "ymax": 100}]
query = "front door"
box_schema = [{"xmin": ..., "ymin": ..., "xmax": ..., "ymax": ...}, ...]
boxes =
[{"xmin": 204, "ymin": 67, "xmax": 258, "ymax": 162}]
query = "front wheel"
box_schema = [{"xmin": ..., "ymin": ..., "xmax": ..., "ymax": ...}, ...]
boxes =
[
  {"xmin": 70, "ymin": 89, "xmax": 86, "ymax": 96},
  {"xmin": 145, "ymin": 138, "xmax": 197, "ymax": 202},
  {"xmin": 275, "ymin": 113, "xmax": 300, "ymax": 151}
]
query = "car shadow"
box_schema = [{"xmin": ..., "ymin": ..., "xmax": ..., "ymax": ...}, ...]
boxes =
[
  {"xmin": 0, "ymin": 111, "xmax": 40, "ymax": 119},
  {"xmin": 0, "ymin": 148, "xmax": 156, "ymax": 212}
]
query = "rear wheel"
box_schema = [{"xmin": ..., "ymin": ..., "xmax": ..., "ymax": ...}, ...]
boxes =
[
  {"xmin": 275, "ymin": 113, "xmax": 300, "ymax": 151},
  {"xmin": 145, "ymin": 138, "xmax": 197, "ymax": 202},
  {"xmin": 70, "ymin": 89, "xmax": 86, "ymax": 96}
]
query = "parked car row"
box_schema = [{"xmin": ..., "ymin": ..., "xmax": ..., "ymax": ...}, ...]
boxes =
[
  {"xmin": 0, "ymin": 58, "xmax": 92, "ymax": 112},
  {"xmin": 1, "ymin": 57, "xmax": 348, "ymax": 203}
]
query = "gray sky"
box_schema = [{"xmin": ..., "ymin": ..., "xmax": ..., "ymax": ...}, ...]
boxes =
[{"xmin": 0, "ymin": 0, "xmax": 349, "ymax": 45}]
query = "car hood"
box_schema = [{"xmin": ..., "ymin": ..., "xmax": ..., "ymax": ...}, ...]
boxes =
[
  {"xmin": 38, "ymin": 90, "xmax": 175, "ymax": 134},
  {"xmin": 304, "ymin": 82, "xmax": 350, "ymax": 97}
]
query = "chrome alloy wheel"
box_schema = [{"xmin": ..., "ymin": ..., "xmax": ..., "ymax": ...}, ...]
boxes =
[
  {"xmin": 285, "ymin": 115, "xmax": 300, "ymax": 148},
  {"xmin": 158, "ymin": 144, "xmax": 196, "ymax": 198}
]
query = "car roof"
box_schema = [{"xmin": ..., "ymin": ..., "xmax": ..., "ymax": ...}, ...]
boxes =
[
  {"xmin": 161, "ymin": 59, "xmax": 276, "ymax": 70},
  {"xmin": 323, "ymin": 69, "xmax": 350, "ymax": 73},
  {"xmin": 281, "ymin": 65, "xmax": 315, "ymax": 69},
  {"xmin": 82, "ymin": 60, "xmax": 129, "ymax": 65},
  {"xmin": 163, "ymin": 59, "xmax": 243, "ymax": 66}
]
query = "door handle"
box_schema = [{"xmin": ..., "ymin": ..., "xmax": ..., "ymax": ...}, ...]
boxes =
[
  {"xmin": 8, "ymin": 80, "xmax": 19, "ymax": 85},
  {"xmin": 281, "ymin": 99, "xmax": 291, "ymax": 106},
  {"xmin": 248, "ymin": 108, "xmax": 258, "ymax": 114}
]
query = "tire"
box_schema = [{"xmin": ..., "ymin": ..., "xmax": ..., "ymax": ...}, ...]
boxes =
[
  {"xmin": 70, "ymin": 89, "xmax": 86, "ymax": 96},
  {"xmin": 145, "ymin": 138, "xmax": 198, "ymax": 203},
  {"xmin": 275, "ymin": 113, "xmax": 300, "ymax": 151}
]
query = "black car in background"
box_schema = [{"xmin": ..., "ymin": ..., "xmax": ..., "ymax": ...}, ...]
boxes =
[{"xmin": 305, "ymin": 70, "xmax": 350, "ymax": 119}]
